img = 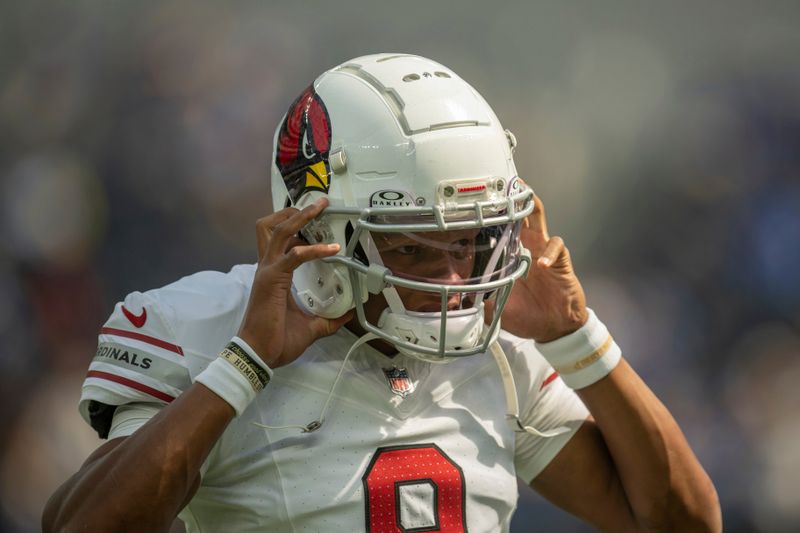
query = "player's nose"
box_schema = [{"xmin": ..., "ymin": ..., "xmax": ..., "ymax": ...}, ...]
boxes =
[{"xmin": 414, "ymin": 293, "xmax": 463, "ymax": 312}]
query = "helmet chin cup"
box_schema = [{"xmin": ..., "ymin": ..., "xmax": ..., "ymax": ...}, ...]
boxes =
[
  {"xmin": 377, "ymin": 305, "xmax": 489, "ymax": 363},
  {"xmin": 293, "ymin": 261, "xmax": 355, "ymax": 318}
]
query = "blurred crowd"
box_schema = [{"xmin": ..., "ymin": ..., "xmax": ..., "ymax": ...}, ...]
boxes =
[{"xmin": 1, "ymin": 1, "xmax": 798, "ymax": 532}]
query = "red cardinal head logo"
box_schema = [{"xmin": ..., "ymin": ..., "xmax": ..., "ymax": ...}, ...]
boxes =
[{"xmin": 275, "ymin": 86, "xmax": 332, "ymax": 204}]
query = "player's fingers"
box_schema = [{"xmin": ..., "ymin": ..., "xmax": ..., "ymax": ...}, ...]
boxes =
[
  {"xmin": 269, "ymin": 198, "xmax": 330, "ymax": 257},
  {"xmin": 527, "ymin": 194, "xmax": 550, "ymax": 240},
  {"xmin": 257, "ymin": 206, "xmax": 302, "ymax": 233},
  {"xmin": 537, "ymin": 236, "xmax": 565, "ymax": 268},
  {"xmin": 286, "ymin": 235, "xmax": 306, "ymax": 250},
  {"xmin": 277, "ymin": 242, "xmax": 340, "ymax": 272},
  {"xmin": 256, "ymin": 209, "xmax": 298, "ymax": 262}
]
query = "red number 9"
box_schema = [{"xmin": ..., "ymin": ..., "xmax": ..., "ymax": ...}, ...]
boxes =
[{"xmin": 362, "ymin": 444, "xmax": 467, "ymax": 532}]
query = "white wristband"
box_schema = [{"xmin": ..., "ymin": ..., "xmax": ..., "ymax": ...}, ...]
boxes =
[
  {"xmin": 195, "ymin": 337, "xmax": 273, "ymax": 416},
  {"xmin": 534, "ymin": 309, "xmax": 621, "ymax": 390}
]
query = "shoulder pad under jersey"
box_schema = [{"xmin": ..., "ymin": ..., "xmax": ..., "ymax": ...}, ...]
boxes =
[
  {"xmin": 79, "ymin": 264, "xmax": 256, "ymax": 431},
  {"xmin": 495, "ymin": 329, "xmax": 561, "ymax": 396}
]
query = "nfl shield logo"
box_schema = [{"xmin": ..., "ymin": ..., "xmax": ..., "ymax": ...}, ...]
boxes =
[{"xmin": 383, "ymin": 367, "xmax": 414, "ymax": 398}]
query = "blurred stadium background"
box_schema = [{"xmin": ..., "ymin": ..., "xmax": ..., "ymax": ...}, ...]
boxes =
[{"xmin": 1, "ymin": 1, "xmax": 798, "ymax": 531}]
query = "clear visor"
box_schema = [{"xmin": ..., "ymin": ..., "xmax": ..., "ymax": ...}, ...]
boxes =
[{"xmin": 369, "ymin": 221, "xmax": 523, "ymax": 312}]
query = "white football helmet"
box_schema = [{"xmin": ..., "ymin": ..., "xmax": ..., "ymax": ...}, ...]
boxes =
[{"xmin": 271, "ymin": 53, "xmax": 533, "ymax": 362}]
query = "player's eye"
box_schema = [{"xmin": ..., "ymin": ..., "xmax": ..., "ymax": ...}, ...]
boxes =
[{"xmin": 395, "ymin": 245, "xmax": 419, "ymax": 255}]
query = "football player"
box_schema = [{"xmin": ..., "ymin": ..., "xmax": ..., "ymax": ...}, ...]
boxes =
[{"xmin": 43, "ymin": 54, "xmax": 720, "ymax": 532}]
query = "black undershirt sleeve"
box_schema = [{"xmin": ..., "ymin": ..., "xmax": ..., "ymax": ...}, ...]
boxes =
[{"xmin": 87, "ymin": 400, "xmax": 118, "ymax": 439}]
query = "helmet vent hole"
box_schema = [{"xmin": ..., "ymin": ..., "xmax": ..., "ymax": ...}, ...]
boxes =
[
  {"xmin": 402, "ymin": 73, "xmax": 420, "ymax": 82},
  {"xmin": 434, "ymin": 71, "xmax": 450, "ymax": 78}
]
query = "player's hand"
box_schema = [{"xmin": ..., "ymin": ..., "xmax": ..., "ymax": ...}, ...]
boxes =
[
  {"xmin": 486, "ymin": 194, "xmax": 588, "ymax": 343},
  {"xmin": 237, "ymin": 198, "xmax": 353, "ymax": 368}
]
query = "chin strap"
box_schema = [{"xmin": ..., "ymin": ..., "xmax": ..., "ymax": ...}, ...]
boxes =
[
  {"xmin": 253, "ymin": 332, "xmax": 378, "ymax": 434},
  {"xmin": 489, "ymin": 342, "xmax": 570, "ymax": 438}
]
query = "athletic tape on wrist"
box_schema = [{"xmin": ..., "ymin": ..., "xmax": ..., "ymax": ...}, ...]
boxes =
[
  {"xmin": 195, "ymin": 338, "xmax": 273, "ymax": 416},
  {"xmin": 534, "ymin": 309, "xmax": 621, "ymax": 390}
]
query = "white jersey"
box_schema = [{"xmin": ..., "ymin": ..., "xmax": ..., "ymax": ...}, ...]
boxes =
[{"xmin": 79, "ymin": 264, "xmax": 589, "ymax": 533}]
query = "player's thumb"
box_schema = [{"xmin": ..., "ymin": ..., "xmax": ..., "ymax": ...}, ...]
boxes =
[{"xmin": 309, "ymin": 311, "xmax": 355, "ymax": 339}]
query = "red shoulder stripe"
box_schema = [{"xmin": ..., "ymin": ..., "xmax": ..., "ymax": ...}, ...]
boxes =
[
  {"xmin": 540, "ymin": 371, "xmax": 559, "ymax": 390},
  {"xmin": 86, "ymin": 370, "xmax": 176, "ymax": 403},
  {"xmin": 100, "ymin": 327, "xmax": 184, "ymax": 356}
]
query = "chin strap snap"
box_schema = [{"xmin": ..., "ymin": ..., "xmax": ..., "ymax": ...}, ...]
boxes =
[{"xmin": 489, "ymin": 342, "xmax": 570, "ymax": 438}]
